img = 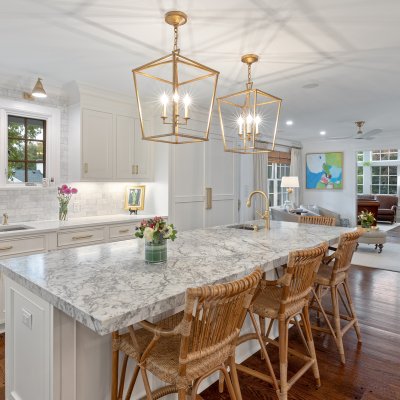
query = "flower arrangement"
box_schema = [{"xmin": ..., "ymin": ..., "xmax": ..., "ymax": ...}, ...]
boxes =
[
  {"xmin": 58, "ymin": 184, "xmax": 78, "ymax": 221},
  {"xmin": 358, "ymin": 210, "xmax": 375, "ymax": 228},
  {"xmin": 135, "ymin": 216, "xmax": 177, "ymax": 243}
]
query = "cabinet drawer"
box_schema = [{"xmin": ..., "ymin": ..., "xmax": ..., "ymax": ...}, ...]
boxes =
[
  {"xmin": 58, "ymin": 227, "xmax": 105, "ymax": 247},
  {"xmin": 0, "ymin": 235, "xmax": 46, "ymax": 258},
  {"xmin": 109, "ymin": 223, "xmax": 137, "ymax": 240}
]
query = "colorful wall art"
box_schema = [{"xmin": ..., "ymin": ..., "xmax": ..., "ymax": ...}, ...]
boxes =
[{"xmin": 306, "ymin": 152, "xmax": 343, "ymax": 189}]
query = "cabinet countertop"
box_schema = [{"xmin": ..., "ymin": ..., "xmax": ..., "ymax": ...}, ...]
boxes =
[
  {"xmin": 1, "ymin": 220, "xmax": 354, "ymax": 335},
  {"xmin": 0, "ymin": 214, "xmax": 160, "ymax": 239}
]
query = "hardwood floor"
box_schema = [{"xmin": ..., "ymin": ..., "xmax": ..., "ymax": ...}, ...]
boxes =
[
  {"xmin": 0, "ymin": 265, "xmax": 399, "ymax": 400},
  {"xmin": 201, "ymin": 265, "xmax": 400, "ymax": 400}
]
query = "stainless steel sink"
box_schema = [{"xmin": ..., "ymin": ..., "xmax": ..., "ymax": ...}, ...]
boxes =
[
  {"xmin": 227, "ymin": 224, "xmax": 262, "ymax": 231},
  {"xmin": 0, "ymin": 225, "xmax": 33, "ymax": 232}
]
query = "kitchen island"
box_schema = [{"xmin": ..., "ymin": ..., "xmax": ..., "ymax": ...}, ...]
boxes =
[{"xmin": 1, "ymin": 221, "xmax": 353, "ymax": 400}]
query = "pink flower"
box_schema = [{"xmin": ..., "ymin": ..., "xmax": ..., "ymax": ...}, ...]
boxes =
[
  {"xmin": 63, "ymin": 188, "xmax": 72, "ymax": 195},
  {"xmin": 71, "ymin": 188, "xmax": 78, "ymax": 194},
  {"xmin": 61, "ymin": 184, "xmax": 68, "ymax": 190}
]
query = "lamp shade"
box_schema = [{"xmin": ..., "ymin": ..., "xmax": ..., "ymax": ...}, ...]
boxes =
[
  {"xmin": 32, "ymin": 78, "xmax": 47, "ymax": 98},
  {"xmin": 281, "ymin": 176, "xmax": 299, "ymax": 188}
]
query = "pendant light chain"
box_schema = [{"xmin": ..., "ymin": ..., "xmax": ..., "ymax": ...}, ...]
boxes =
[{"xmin": 173, "ymin": 25, "xmax": 179, "ymax": 52}]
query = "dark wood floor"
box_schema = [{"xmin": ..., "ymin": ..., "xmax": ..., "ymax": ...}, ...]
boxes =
[
  {"xmin": 0, "ymin": 265, "xmax": 399, "ymax": 400},
  {"xmin": 201, "ymin": 265, "xmax": 400, "ymax": 400}
]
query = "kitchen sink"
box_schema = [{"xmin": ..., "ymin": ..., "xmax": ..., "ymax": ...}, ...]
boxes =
[
  {"xmin": 227, "ymin": 224, "xmax": 263, "ymax": 231},
  {"xmin": 0, "ymin": 225, "xmax": 33, "ymax": 232}
]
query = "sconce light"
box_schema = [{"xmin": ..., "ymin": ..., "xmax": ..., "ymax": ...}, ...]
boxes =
[{"xmin": 23, "ymin": 78, "xmax": 47, "ymax": 100}]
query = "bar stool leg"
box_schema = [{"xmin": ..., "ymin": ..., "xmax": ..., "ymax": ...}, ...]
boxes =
[
  {"xmin": 278, "ymin": 318, "xmax": 289, "ymax": 400},
  {"xmin": 229, "ymin": 355, "xmax": 243, "ymax": 400},
  {"xmin": 331, "ymin": 285, "xmax": 346, "ymax": 364},
  {"xmin": 343, "ymin": 279, "xmax": 362, "ymax": 343},
  {"xmin": 302, "ymin": 304, "xmax": 321, "ymax": 387}
]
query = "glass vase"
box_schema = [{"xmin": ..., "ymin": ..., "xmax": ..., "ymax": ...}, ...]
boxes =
[
  {"xmin": 59, "ymin": 202, "xmax": 69, "ymax": 221},
  {"xmin": 145, "ymin": 238, "xmax": 167, "ymax": 264}
]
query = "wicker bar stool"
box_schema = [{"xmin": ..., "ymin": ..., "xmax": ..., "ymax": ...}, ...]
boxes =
[
  {"xmin": 111, "ymin": 267, "xmax": 263, "ymax": 400},
  {"xmin": 233, "ymin": 242, "xmax": 328, "ymax": 400},
  {"xmin": 309, "ymin": 231, "xmax": 362, "ymax": 364},
  {"xmin": 299, "ymin": 215, "xmax": 336, "ymax": 226}
]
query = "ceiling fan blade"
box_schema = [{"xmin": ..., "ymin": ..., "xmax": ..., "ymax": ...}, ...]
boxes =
[{"xmin": 363, "ymin": 128, "xmax": 383, "ymax": 138}]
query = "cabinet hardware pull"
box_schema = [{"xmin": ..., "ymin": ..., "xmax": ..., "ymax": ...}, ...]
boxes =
[
  {"xmin": 72, "ymin": 234, "xmax": 94, "ymax": 240},
  {"xmin": 84, "ymin": 163, "xmax": 89, "ymax": 174},
  {"xmin": 119, "ymin": 229, "xmax": 129, "ymax": 233},
  {"xmin": 132, "ymin": 165, "xmax": 134, "ymax": 175},
  {"xmin": 0, "ymin": 245, "xmax": 13, "ymax": 251},
  {"xmin": 135, "ymin": 165, "xmax": 139, "ymax": 174},
  {"xmin": 205, "ymin": 187, "xmax": 212, "ymax": 210}
]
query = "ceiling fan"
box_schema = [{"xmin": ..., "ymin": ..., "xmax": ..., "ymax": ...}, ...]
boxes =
[{"xmin": 326, "ymin": 121, "xmax": 383, "ymax": 141}]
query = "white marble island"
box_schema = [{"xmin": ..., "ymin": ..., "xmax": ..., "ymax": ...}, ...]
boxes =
[{"xmin": 1, "ymin": 221, "xmax": 353, "ymax": 400}]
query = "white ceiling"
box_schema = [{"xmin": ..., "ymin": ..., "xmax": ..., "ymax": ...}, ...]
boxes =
[{"xmin": 1, "ymin": 0, "xmax": 399, "ymax": 141}]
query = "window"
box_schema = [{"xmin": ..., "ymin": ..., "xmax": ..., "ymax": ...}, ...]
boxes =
[
  {"xmin": 371, "ymin": 149, "xmax": 398, "ymax": 161},
  {"xmin": 8, "ymin": 115, "xmax": 46, "ymax": 183},
  {"xmin": 357, "ymin": 166, "xmax": 363, "ymax": 194},
  {"xmin": 371, "ymin": 165, "xmax": 398, "ymax": 194},
  {"xmin": 268, "ymin": 162, "xmax": 290, "ymax": 207}
]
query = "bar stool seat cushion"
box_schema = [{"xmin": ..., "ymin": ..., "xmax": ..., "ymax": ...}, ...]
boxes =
[
  {"xmin": 253, "ymin": 287, "xmax": 306, "ymax": 319},
  {"xmin": 315, "ymin": 263, "xmax": 346, "ymax": 286}
]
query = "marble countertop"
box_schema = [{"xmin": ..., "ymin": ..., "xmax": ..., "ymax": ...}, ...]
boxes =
[
  {"xmin": 1, "ymin": 220, "xmax": 354, "ymax": 335},
  {"xmin": 0, "ymin": 214, "xmax": 160, "ymax": 238}
]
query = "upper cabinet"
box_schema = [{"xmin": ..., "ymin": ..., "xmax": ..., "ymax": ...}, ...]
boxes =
[{"xmin": 67, "ymin": 84, "xmax": 153, "ymax": 182}]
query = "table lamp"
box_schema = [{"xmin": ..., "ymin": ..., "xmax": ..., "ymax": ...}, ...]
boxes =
[{"xmin": 281, "ymin": 176, "xmax": 299, "ymax": 210}]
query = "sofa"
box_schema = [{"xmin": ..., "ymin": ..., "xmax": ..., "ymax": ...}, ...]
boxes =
[
  {"xmin": 375, "ymin": 195, "xmax": 398, "ymax": 224},
  {"xmin": 357, "ymin": 194, "xmax": 398, "ymax": 224}
]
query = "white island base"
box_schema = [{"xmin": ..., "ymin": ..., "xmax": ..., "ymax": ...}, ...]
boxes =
[{"xmin": 5, "ymin": 276, "xmax": 266, "ymax": 400}]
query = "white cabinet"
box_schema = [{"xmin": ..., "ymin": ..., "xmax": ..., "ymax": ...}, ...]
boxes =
[
  {"xmin": 115, "ymin": 115, "xmax": 152, "ymax": 180},
  {"xmin": 67, "ymin": 84, "xmax": 153, "ymax": 182},
  {"xmin": 82, "ymin": 109, "xmax": 113, "ymax": 180},
  {"xmin": 169, "ymin": 132, "xmax": 239, "ymax": 231}
]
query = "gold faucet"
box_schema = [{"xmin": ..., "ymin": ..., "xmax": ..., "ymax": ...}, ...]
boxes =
[
  {"xmin": 246, "ymin": 190, "xmax": 270, "ymax": 230},
  {"xmin": 2, "ymin": 213, "xmax": 8, "ymax": 225}
]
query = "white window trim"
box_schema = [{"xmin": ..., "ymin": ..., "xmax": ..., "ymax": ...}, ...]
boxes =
[{"xmin": 0, "ymin": 97, "xmax": 60, "ymax": 187}]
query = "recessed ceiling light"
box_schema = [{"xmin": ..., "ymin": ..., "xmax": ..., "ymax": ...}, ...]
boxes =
[
  {"xmin": 286, "ymin": 120, "xmax": 293, "ymax": 126},
  {"xmin": 320, "ymin": 131, "xmax": 326, "ymax": 135}
]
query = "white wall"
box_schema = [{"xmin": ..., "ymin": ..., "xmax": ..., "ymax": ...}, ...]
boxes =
[{"xmin": 301, "ymin": 133, "xmax": 400, "ymax": 226}]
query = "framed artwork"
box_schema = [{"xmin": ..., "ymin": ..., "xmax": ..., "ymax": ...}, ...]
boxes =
[
  {"xmin": 305, "ymin": 152, "xmax": 343, "ymax": 190},
  {"xmin": 124, "ymin": 185, "xmax": 146, "ymax": 211}
]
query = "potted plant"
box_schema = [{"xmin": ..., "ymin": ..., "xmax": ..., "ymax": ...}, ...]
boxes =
[
  {"xmin": 135, "ymin": 217, "xmax": 177, "ymax": 263},
  {"xmin": 358, "ymin": 210, "xmax": 376, "ymax": 229}
]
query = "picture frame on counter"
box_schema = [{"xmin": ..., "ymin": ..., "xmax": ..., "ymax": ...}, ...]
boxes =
[{"xmin": 125, "ymin": 185, "xmax": 145, "ymax": 212}]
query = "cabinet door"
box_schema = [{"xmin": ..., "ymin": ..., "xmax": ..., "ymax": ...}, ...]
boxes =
[
  {"xmin": 115, "ymin": 116, "xmax": 152, "ymax": 180},
  {"xmin": 116, "ymin": 115, "xmax": 135, "ymax": 180},
  {"xmin": 82, "ymin": 109, "xmax": 113, "ymax": 180},
  {"xmin": 134, "ymin": 119, "xmax": 152, "ymax": 180}
]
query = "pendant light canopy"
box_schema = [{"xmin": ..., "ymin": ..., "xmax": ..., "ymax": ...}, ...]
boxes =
[
  {"xmin": 217, "ymin": 54, "xmax": 282, "ymax": 154},
  {"xmin": 132, "ymin": 11, "xmax": 219, "ymax": 144}
]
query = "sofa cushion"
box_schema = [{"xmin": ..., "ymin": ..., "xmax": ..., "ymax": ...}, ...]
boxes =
[
  {"xmin": 378, "ymin": 209, "xmax": 395, "ymax": 215},
  {"xmin": 375, "ymin": 195, "xmax": 398, "ymax": 210}
]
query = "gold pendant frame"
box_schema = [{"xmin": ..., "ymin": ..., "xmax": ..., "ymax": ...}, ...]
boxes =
[{"xmin": 132, "ymin": 11, "xmax": 219, "ymax": 144}]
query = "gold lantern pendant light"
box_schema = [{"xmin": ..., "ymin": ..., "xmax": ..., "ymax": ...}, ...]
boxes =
[
  {"xmin": 217, "ymin": 54, "xmax": 282, "ymax": 154},
  {"xmin": 132, "ymin": 11, "xmax": 219, "ymax": 144}
]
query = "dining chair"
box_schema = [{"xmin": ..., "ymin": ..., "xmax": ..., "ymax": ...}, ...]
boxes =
[
  {"xmin": 232, "ymin": 242, "xmax": 328, "ymax": 400},
  {"xmin": 309, "ymin": 230, "xmax": 362, "ymax": 364},
  {"xmin": 111, "ymin": 267, "xmax": 263, "ymax": 400}
]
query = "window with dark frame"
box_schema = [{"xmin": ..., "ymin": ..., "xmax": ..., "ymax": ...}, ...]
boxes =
[{"xmin": 7, "ymin": 115, "xmax": 46, "ymax": 183}]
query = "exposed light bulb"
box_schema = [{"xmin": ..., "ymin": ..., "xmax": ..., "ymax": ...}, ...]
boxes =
[
  {"xmin": 172, "ymin": 91, "xmax": 180, "ymax": 103},
  {"xmin": 183, "ymin": 94, "xmax": 191, "ymax": 106},
  {"xmin": 246, "ymin": 114, "xmax": 253, "ymax": 134},
  {"xmin": 160, "ymin": 93, "xmax": 169, "ymax": 105},
  {"xmin": 237, "ymin": 116, "xmax": 244, "ymax": 136},
  {"xmin": 255, "ymin": 115, "xmax": 261, "ymax": 134},
  {"xmin": 286, "ymin": 120, "xmax": 293, "ymax": 126},
  {"xmin": 320, "ymin": 131, "xmax": 326, "ymax": 135}
]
